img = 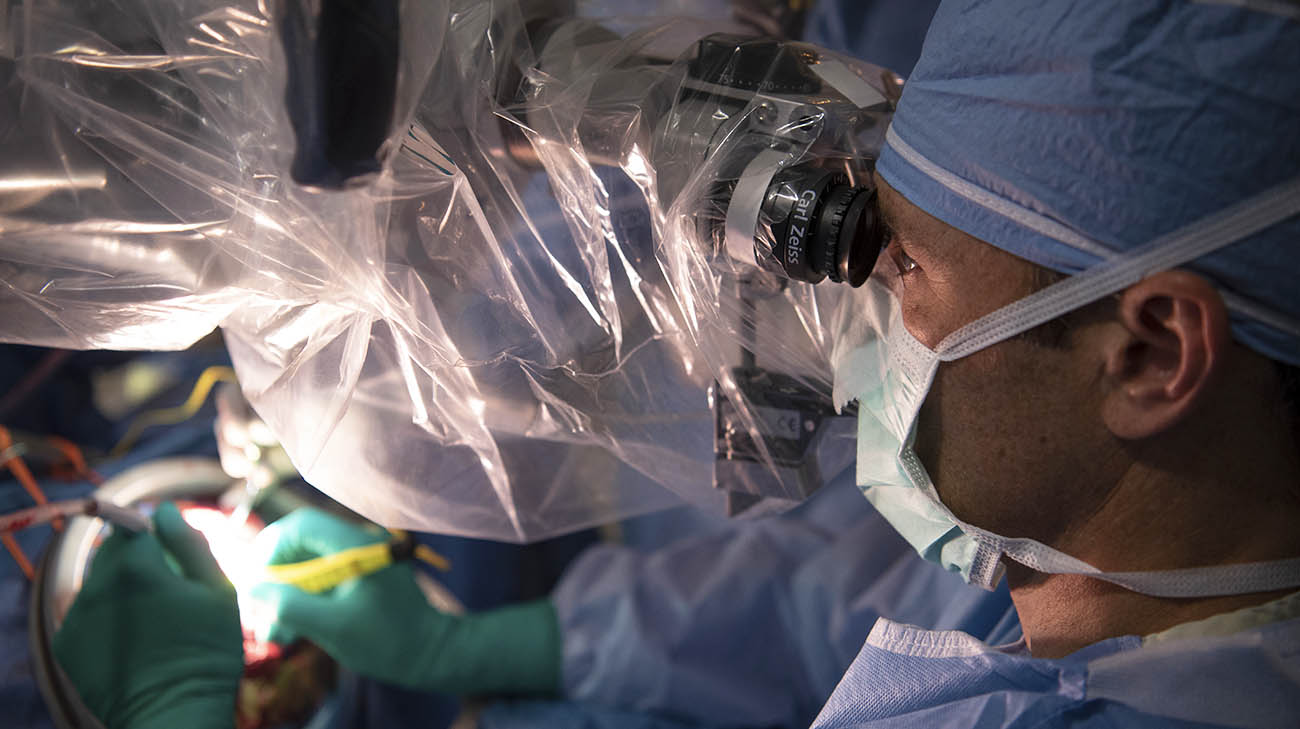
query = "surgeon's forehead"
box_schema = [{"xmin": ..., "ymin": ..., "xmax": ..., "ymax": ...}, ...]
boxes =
[
  {"xmin": 873, "ymin": 173, "xmax": 1047, "ymax": 325},
  {"xmin": 874, "ymin": 174, "xmax": 965, "ymax": 259},
  {"xmin": 874, "ymin": 173, "xmax": 1038, "ymax": 271}
]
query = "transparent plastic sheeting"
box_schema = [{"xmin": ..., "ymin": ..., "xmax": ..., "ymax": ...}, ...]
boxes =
[{"xmin": 0, "ymin": 0, "xmax": 895, "ymax": 541}]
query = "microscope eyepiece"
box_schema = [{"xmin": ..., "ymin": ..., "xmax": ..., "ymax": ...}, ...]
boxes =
[{"xmin": 753, "ymin": 163, "xmax": 882, "ymax": 287}]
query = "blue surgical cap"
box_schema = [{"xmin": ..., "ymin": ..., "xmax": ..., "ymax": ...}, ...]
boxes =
[{"xmin": 876, "ymin": 0, "xmax": 1300, "ymax": 366}]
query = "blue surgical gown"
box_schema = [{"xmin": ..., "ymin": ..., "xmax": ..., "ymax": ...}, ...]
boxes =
[
  {"xmin": 480, "ymin": 467, "xmax": 1300, "ymax": 729},
  {"xmin": 482, "ymin": 470, "xmax": 1020, "ymax": 729},
  {"xmin": 810, "ymin": 613, "xmax": 1300, "ymax": 728}
]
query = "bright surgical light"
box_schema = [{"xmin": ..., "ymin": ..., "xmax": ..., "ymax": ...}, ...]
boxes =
[
  {"xmin": 179, "ymin": 505, "xmax": 261, "ymax": 593},
  {"xmin": 177, "ymin": 506, "xmax": 296, "ymax": 668}
]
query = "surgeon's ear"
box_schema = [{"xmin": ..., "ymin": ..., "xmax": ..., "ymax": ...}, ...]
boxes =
[{"xmin": 1100, "ymin": 270, "xmax": 1230, "ymax": 439}]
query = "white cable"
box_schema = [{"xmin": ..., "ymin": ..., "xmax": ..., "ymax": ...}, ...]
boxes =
[{"xmin": 0, "ymin": 498, "xmax": 150, "ymax": 533}]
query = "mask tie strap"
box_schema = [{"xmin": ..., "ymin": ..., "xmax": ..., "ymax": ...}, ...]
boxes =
[
  {"xmin": 973, "ymin": 527, "xmax": 1300, "ymax": 598},
  {"xmin": 934, "ymin": 176, "xmax": 1300, "ymax": 361}
]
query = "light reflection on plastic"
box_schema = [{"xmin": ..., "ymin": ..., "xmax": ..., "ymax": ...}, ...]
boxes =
[
  {"xmin": 250, "ymin": 209, "xmax": 287, "ymax": 234},
  {"xmin": 468, "ymin": 396, "xmax": 487, "ymax": 418}
]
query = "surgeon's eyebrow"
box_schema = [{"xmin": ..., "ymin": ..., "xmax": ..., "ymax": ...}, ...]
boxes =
[
  {"xmin": 878, "ymin": 200, "xmax": 899, "ymax": 245},
  {"xmin": 875, "ymin": 186, "xmax": 955, "ymax": 261},
  {"xmin": 875, "ymin": 188, "xmax": 925, "ymax": 254},
  {"xmin": 872, "ymin": 171, "xmax": 954, "ymax": 260},
  {"xmin": 875, "ymin": 193, "xmax": 898, "ymax": 237},
  {"xmin": 874, "ymin": 186, "xmax": 902, "ymax": 240}
]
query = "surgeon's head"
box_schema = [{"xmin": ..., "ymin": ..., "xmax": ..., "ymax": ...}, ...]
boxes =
[
  {"xmin": 875, "ymin": 175, "xmax": 1300, "ymax": 554},
  {"xmin": 869, "ymin": 0, "xmax": 1300, "ymax": 565}
]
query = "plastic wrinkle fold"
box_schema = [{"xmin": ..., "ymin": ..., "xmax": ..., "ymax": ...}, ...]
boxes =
[{"xmin": 0, "ymin": 0, "xmax": 893, "ymax": 540}]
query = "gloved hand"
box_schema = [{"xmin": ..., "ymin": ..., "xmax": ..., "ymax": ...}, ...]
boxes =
[
  {"xmin": 248, "ymin": 508, "xmax": 561, "ymax": 697},
  {"xmin": 53, "ymin": 502, "xmax": 243, "ymax": 729}
]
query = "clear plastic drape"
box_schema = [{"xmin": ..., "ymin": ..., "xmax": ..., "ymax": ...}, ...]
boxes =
[{"xmin": 1, "ymin": 0, "xmax": 895, "ymax": 540}]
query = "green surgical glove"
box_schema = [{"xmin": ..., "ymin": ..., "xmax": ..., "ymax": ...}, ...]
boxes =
[
  {"xmin": 248, "ymin": 508, "xmax": 561, "ymax": 697},
  {"xmin": 53, "ymin": 502, "xmax": 243, "ymax": 729}
]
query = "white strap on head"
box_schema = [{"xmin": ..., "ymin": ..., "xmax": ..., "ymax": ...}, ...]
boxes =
[{"xmin": 935, "ymin": 176, "xmax": 1300, "ymax": 360}]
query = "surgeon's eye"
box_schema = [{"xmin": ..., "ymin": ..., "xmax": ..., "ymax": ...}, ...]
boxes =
[
  {"xmin": 884, "ymin": 237, "xmax": 919, "ymax": 278},
  {"xmin": 896, "ymin": 249, "xmax": 919, "ymax": 274},
  {"xmin": 879, "ymin": 221, "xmax": 917, "ymax": 277}
]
